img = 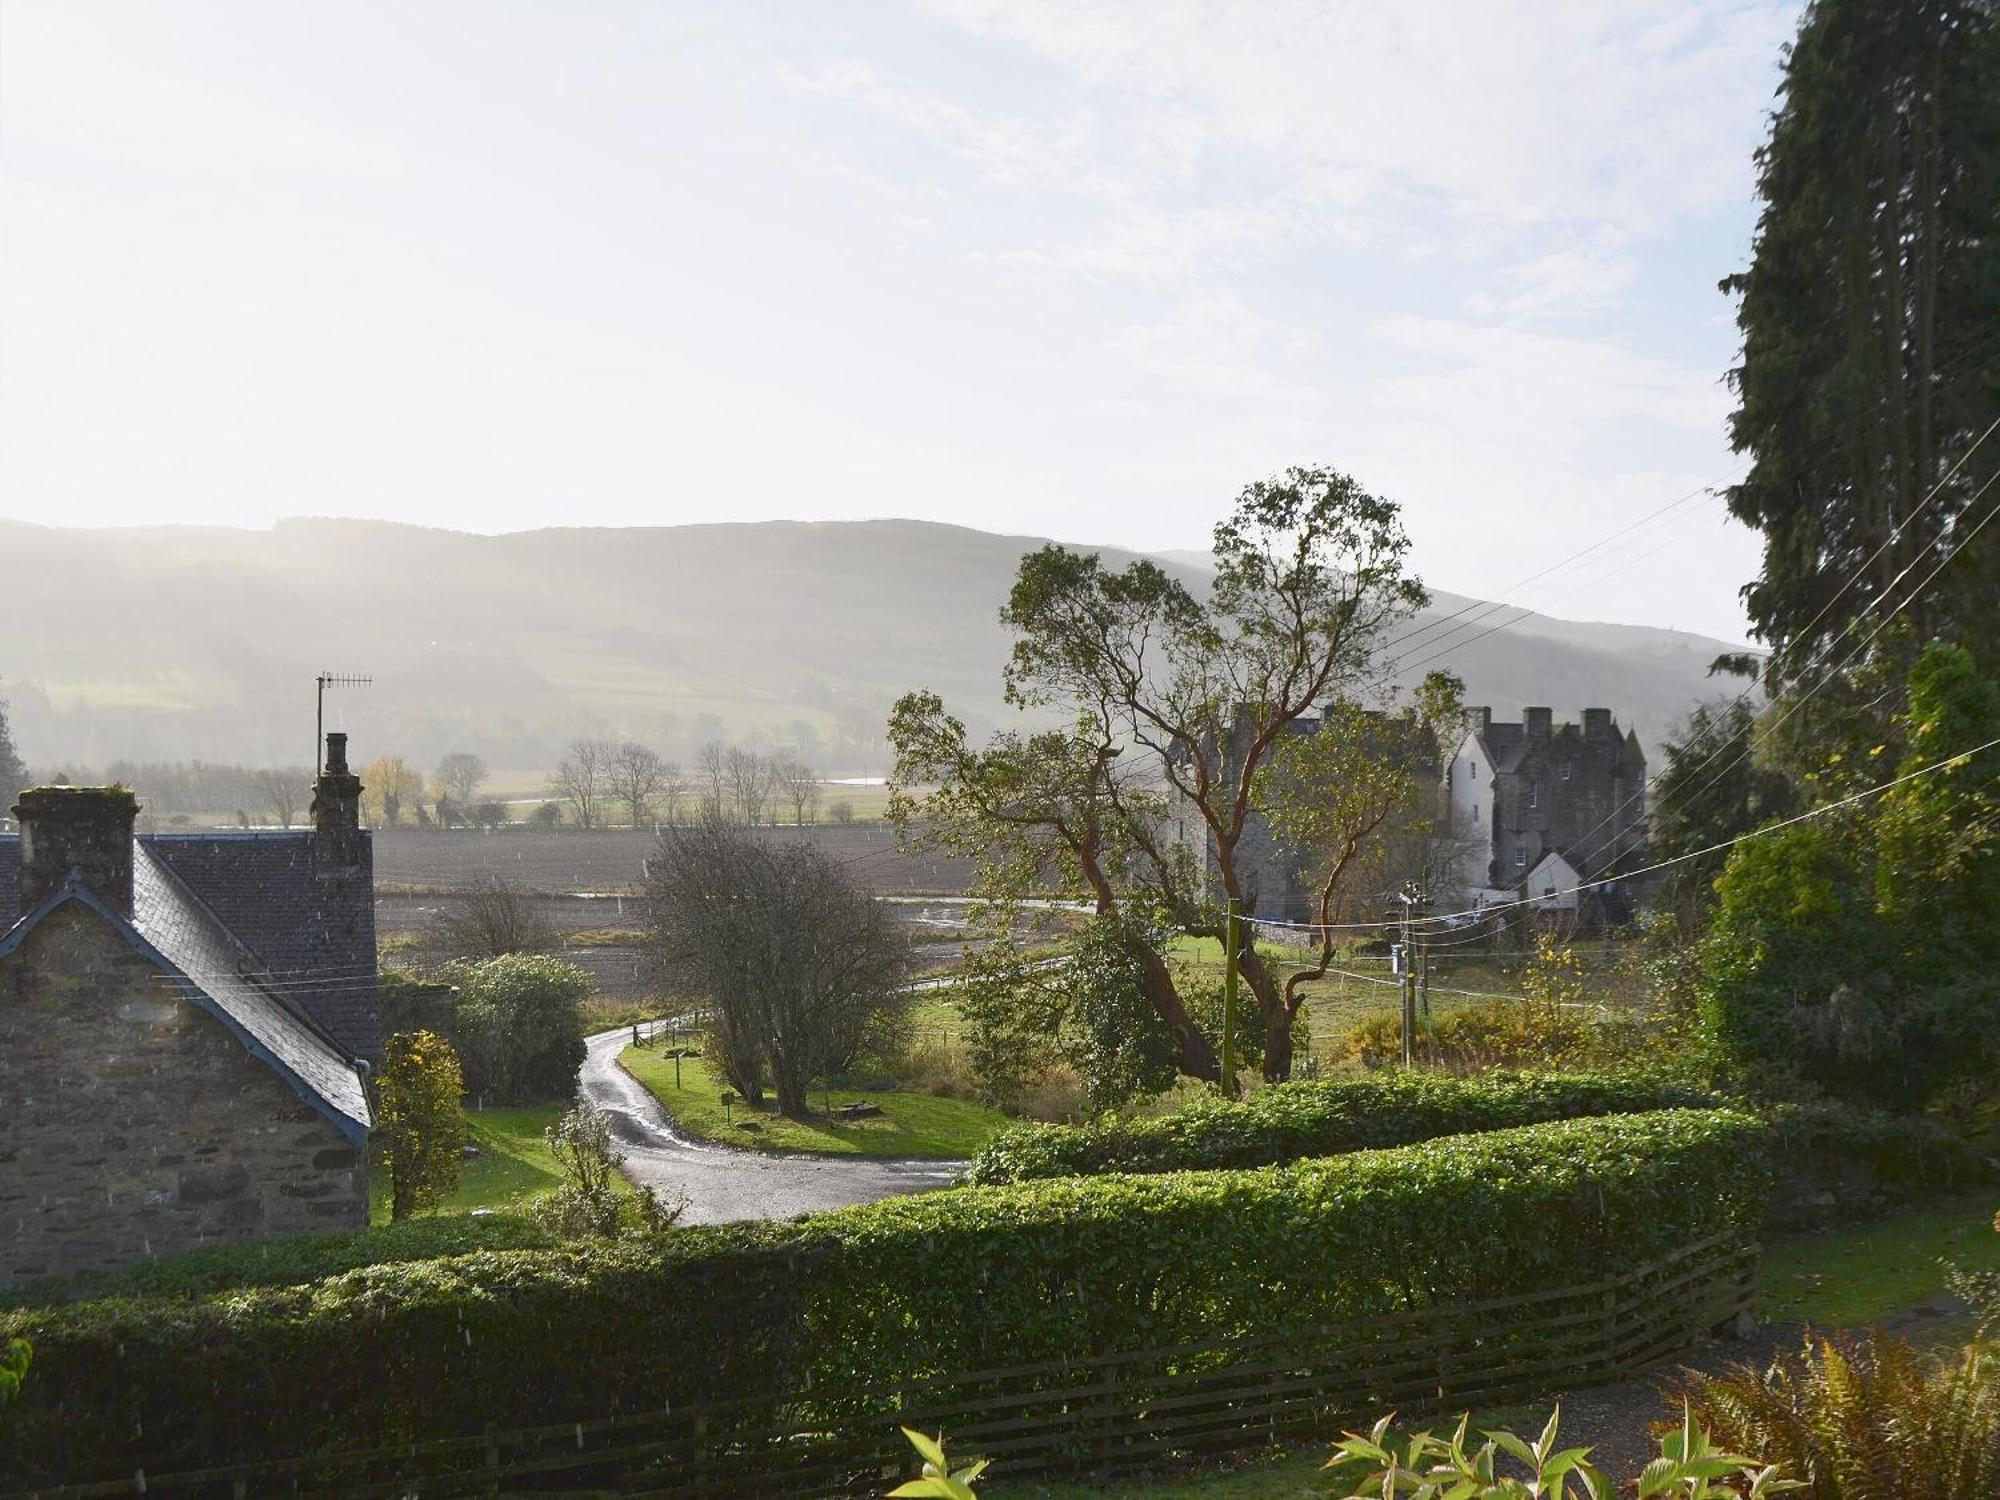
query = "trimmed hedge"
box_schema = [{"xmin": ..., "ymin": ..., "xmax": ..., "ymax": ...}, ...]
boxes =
[
  {"xmin": 1762, "ymin": 1102, "xmax": 2000, "ymax": 1226},
  {"xmin": 1, "ymin": 1109, "xmax": 1765, "ymax": 1484},
  {"xmin": 965, "ymin": 1068, "xmax": 1720, "ymax": 1184},
  {"xmin": 0, "ymin": 1212, "xmax": 554, "ymax": 1311}
]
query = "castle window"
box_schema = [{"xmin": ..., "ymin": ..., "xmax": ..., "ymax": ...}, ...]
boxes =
[
  {"xmin": 1470, "ymin": 761, "xmax": 1478, "ymax": 780},
  {"xmin": 1561, "ymin": 761, "xmax": 1572, "ymax": 781},
  {"xmin": 1528, "ymin": 779, "xmax": 1539, "ymax": 808},
  {"xmin": 1515, "ymin": 844, "xmax": 1527, "ymax": 870}
]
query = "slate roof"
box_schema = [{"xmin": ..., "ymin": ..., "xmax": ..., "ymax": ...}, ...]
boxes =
[
  {"xmin": 0, "ymin": 848, "xmax": 371, "ymax": 1143},
  {"xmin": 0, "ymin": 830, "xmax": 379, "ymax": 1058}
]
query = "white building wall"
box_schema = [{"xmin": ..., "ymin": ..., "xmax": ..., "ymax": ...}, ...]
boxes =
[{"xmin": 1443, "ymin": 731, "xmax": 1494, "ymax": 893}]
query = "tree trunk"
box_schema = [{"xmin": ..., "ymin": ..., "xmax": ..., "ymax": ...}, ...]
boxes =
[
  {"xmin": 1136, "ymin": 940, "xmax": 1221, "ymax": 1081},
  {"xmin": 1235, "ymin": 941, "xmax": 1293, "ymax": 1083}
]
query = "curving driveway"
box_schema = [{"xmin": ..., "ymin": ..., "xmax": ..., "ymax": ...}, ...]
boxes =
[{"xmin": 578, "ymin": 1027, "xmax": 964, "ymax": 1225}]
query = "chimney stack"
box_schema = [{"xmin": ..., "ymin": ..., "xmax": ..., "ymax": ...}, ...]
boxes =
[
  {"xmin": 1524, "ymin": 707, "xmax": 1552, "ymax": 740},
  {"xmin": 312, "ymin": 733, "xmax": 364, "ymax": 871},
  {"xmin": 1583, "ymin": 707, "xmax": 1613, "ymax": 743},
  {"xmin": 14, "ymin": 786, "xmax": 140, "ymax": 918}
]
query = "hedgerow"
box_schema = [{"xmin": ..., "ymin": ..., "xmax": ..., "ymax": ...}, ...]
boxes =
[
  {"xmin": 964, "ymin": 1068, "xmax": 1719, "ymax": 1184},
  {"xmin": 0, "ymin": 1109, "xmax": 1764, "ymax": 1484},
  {"xmin": 0, "ymin": 1213, "xmax": 555, "ymax": 1310}
]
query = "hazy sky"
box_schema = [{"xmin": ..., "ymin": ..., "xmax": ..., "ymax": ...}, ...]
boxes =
[{"xmin": 1, "ymin": 1, "xmax": 1797, "ymax": 643}]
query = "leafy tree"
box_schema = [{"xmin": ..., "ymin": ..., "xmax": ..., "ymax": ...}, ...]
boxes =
[
  {"xmin": 0, "ymin": 687, "xmax": 28, "ymax": 810},
  {"xmin": 1651, "ymin": 697, "xmax": 1802, "ymax": 927},
  {"xmin": 1722, "ymin": 0, "xmax": 2000, "ymax": 701},
  {"xmin": 1258, "ymin": 673, "xmax": 1463, "ymax": 1016},
  {"xmin": 892, "ymin": 466, "xmax": 1425, "ymax": 1083},
  {"xmin": 646, "ymin": 818, "xmax": 912, "ymax": 1117},
  {"xmin": 440, "ymin": 953, "xmax": 591, "ymax": 1104},
  {"xmin": 1698, "ymin": 642, "xmax": 2000, "ymax": 1106},
  {"xmin": 434, "ymin": 751, "xmax": 488, "ymax": 807},
  {"xmin": 374, "ymin": 1029, "xmax": 465, "ymax": 1220},
  {"xmin": 362, "ymin": 755, "xmax": 422, "ymax": 828}
]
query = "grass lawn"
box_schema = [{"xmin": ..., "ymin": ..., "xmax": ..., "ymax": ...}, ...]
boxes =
[
  {"xmin": 620, "ymin": 1044, "xmax": 1009, "ymax": 1158},
  {"xmin": 370, "ymin": 1103, "xmax": 582, "ymax": 1224},
  {"xmin": 1757, "ymin": 1188, "xmax": 2000, "ymax": 1329}
]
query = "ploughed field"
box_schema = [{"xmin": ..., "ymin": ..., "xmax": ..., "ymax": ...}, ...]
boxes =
[{"xmin": 371, "ymin": 823, "xmax": 978, "ymax": 895}]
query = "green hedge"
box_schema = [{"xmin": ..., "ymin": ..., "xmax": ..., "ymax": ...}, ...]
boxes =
[
  {"xmin": 1762, "ymin": 1102, "xmax": 2000, "ymax": 1226},
  {"xmin": 965, "ymin": 1068, "xmax": 1720, "ymax": 1184},
  {"xmin": 1, "ymin": 1109, "xmax": 1764, "ymax": 1484},
  {"xmin": 0, "ymin": 1213, "xmax": 554, "ymax": 1311}
]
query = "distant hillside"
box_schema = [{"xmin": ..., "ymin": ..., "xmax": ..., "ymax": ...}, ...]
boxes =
[{"xmin": 0, "ymin": 516, "xmax": 1746, "ymax": 772}]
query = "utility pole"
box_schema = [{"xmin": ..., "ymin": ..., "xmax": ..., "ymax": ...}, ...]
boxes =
[
  {"xmin": 1397, "ymin": 881, "xmax": 1426, "ymax": 1068},
  {"xmin": 1219, "ymin": 897, "xmax": 1242, "ymax": 1098}
]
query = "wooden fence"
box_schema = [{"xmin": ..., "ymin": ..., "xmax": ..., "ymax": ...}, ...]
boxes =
[{"xmin": 16, "ymin": 1231, "xmax": 1756, "ymax": 1500}]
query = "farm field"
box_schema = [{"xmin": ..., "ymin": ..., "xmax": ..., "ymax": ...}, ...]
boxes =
[
  {"xmin": 619, "ymin": 1043, "xmax": 1009, "ymax": 1158},
  {"xmin": 371, "ymin": 822, "xmax": 978, "ymax": 894}
]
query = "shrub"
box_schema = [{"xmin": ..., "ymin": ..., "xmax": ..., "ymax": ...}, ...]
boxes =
[
  {"xmin": 1758, "ymin": 1102, "xmax": 2000, "ymax": 1227},
  {"xmin": 2, "ymin": 1110, "xmax": 1765, "ymax": 1482},
  {"xmin": 1676, "ymin": 1331, "xmax": 2000, "ymax": 1499},
  {"xmin": 441, "ymin": 952, "xmax": 591, "ymax": 1103},
  {"xmin": 375, "ymin": 1029, "xmax": 466, "ymax": 1220},
  {"xmin": 529, "ymin": 1103, "xmax": 689, "ymax": 1239},
  {"xmin": 965, "ymin": 1068, "xmax": 1719, "ymax": 1184}
]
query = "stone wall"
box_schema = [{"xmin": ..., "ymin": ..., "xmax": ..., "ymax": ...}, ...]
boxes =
[{"xmin": 0, "ymin": 905, "xmax": 366, "ymax": 1288}]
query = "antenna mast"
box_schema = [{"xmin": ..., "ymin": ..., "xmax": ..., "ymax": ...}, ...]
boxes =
[{"xmin": 315, "ymin": 672, "xmax": 372, "ymax": 770}]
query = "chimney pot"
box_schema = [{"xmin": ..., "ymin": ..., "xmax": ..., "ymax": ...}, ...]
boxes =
[
  {"xmin": 14, "ymin": 785, "xmax": 140, "ymax": 917},
  {"xmin": 324, "ymin": 732, "xmax": 350, "ymax": 777},
  {"xmin": 312, "ymin": 735, "xmax": 364, "ymax": 869}
]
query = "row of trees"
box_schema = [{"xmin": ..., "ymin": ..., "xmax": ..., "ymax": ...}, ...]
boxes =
[
  {"xmin": 548, "ymin": 738, "xmax": 840, "ymax": 830},
  {"xmin": 1646, "ymin": 0, "xmax": 2000, "ymax": 1111}
]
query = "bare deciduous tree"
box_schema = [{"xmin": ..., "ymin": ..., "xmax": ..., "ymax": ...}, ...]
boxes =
[
  {"xmin": 608, "ymin": 741, "xmax": 668, "ymax": 828},
  {"xmin": 696, "ymin": 741, "xmax": 729, "ymax": 822},
  {"xmin": 253, "ymin": 769, "xmax": 305, "ymax": 828},
  {"xmin": 434, "ymin": 874, "xmax": 557, "ymax": 959},
  {"xmin": 434, "ymin": 752, "xmax": 489, "ymax": 807},
  {"xmin": 645, "ymin": 819, "xmax": 911, "ymax": 1118},
  {"xmin": 550, "ymin": 738, "xmax": 615, "ymax": 830},
  {"xmin": 781, "ymin": 760, "xmax": 821, "ymax": 826},
  {"xmin": 725, "ymin": 746, "xmax": 776, "ymax": 826},
  {"xmin": 657, "ymin": 760, "xmax": 689, "ymax": 825}
]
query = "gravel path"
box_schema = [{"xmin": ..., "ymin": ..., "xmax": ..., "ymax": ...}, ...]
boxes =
[{"xmin": 578, "ymin": 1027, "xmax": 963, "ymax": 1225}]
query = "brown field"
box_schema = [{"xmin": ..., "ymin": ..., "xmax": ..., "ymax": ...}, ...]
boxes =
[{"xmin": 370, "ymin": 823, "xmax": 977, "ymax": 896}]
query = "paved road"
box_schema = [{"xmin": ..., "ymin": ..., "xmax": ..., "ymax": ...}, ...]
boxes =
[{"xmin": 578, "ymin": 1027, "xmax": 964, "ymax": 1225}]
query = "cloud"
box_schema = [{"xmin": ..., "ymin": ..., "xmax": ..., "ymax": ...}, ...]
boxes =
[{"xmin": 0, "ymin": 22, "xmax": 393, "ymax": 174}]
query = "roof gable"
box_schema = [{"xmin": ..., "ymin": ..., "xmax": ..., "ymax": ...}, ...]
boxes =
[{"xmin": 0, "ymin": 857, "xmax": 371, "ymax": 1143}]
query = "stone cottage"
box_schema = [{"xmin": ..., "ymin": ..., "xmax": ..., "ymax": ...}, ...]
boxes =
[{"xmin": 0, "ymin": 736, "xmax": 380, "ymax": 1287}]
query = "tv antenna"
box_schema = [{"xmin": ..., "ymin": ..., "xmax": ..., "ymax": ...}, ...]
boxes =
[{"xmin": 315, "ymin": 672, "xmax": 372, "ymax": 770}]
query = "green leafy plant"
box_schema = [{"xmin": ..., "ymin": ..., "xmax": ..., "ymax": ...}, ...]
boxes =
[
  {"xmin": 1676, "ymin": 1330, "xmax": 2000, "ymax": 1499},
  {"xmin": 887, "ymin": 1426, "xmax": 988, "ymax": 1498},
  {"xmin": 439, "ymin": 953, "xmax": 591, "ymax": 1105},
  {"xmin": 1323, "ymin": 1404, "xmax": 1799, "ymax": 1499},
  {"xmin": 374, "ymin": 1029, "xmax": 466, "ymax": 1220},
  {"xmin": 529, "ymin": 1102, "xmax": 688, "ymax": 1238},
  {"xmin": 0, "ymin": 1337, "xmax": 28, "ymax": 1405}
]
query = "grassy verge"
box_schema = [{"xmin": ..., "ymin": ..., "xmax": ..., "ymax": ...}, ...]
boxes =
[
  {"xmin": 370, "ymin": 1103, "xmax": 593, "ymax": 1224},
  {"xmin": 1758, "ymin": 1188, "xmax": 2000, "ymax": 1329},
  {"xmin": 619, "ymin": 1044, "xmax": 1009, "ymax": 1158}
]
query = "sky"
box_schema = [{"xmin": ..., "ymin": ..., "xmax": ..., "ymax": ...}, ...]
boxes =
[{"xmin": 0, "ymin": 1, "xmax": 1800, "ymax": 644}]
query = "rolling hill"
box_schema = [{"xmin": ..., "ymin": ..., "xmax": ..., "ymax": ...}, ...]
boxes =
[{"xmin": 0, "ymin": 516, "xmax": 1748, "ymax": 774}]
